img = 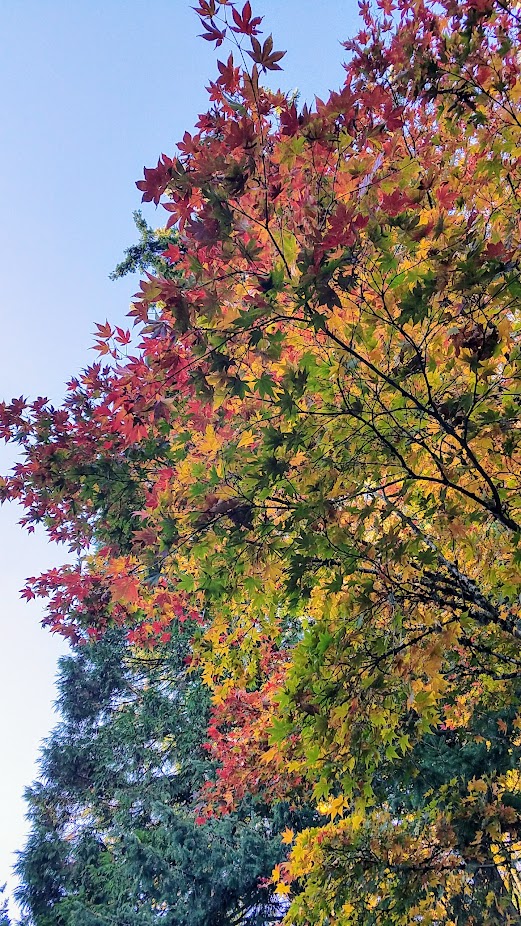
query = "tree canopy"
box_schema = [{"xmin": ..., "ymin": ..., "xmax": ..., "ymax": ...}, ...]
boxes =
[{"xmin": 3, "ymin": 0, "xmax": 521, "ymax": 922}]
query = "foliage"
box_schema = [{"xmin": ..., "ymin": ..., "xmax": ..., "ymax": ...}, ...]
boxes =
[
  {"xmin": 15, "ymin": 627, "xmax": 294, "ymax": 926},
  {"xmin": 109, "ymin": 211, "xmax": 177, "ymax": 281},
  {"xmin": 0, "ymin": 887, "xmax": 11, "ymax": 926},
  {"xmin": 3, "ymin": 0, "xmax": 521, "ymax": 922}
]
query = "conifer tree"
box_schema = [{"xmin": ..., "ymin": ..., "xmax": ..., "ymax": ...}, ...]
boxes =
[
  {"xmin": 15, "ymin": 627, "xmax": 296, "ymax": 926},
  {"xmin": 0, "ymin": 887, "xmax": 11, "ymax": 926}
]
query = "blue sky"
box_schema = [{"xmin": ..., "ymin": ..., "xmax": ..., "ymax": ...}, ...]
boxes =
[{"xmin": 0, "ymin": 1, "xmax": 359, "ymax": 915}]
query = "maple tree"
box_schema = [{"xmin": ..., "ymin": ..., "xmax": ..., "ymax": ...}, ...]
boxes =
[{"xmin": 3, "ymin": 0, "xmax": 521, "ymax": 922}]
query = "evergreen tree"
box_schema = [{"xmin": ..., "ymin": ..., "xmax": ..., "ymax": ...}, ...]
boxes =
[
  {"xmin": 109, "ymin": 211, "xmax": 176, "ymax": 281},
  {"xmin": 15, "ymin": 627, "xmax": 297, "ymax": 925},
  {"xmin": 0, "ymin": 886, "xmax": 11, "ymax": 926}
]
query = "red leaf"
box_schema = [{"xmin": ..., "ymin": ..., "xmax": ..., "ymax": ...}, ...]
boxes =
[
  {"xmin": 177, "ymin": 131, "xmax": 197, "ymax": 155},
  {"xmin": 231, "ymin": 2, "xmax": 263, "ymax": 35},
  {"xmin": 192, "ymin": 0, "xmax": 217, "ymax": 15},
  {"xmin": 485, "ymin": 241, "xmax": 506, "ymax": 259},
  {"xmin": 114, "ymin": 326, "xmax": 131, "ymax": 345},
  {"xmin": 247, "ymin": 34, "xmax": 285, "ymax": 71},
  {"xmin": 163, "ymin": 243, "xmax": 182, "ymax": 263},
  {"xmin": 280, "ymin": 104, "xmax": 299, "ymax": 136},
  {"xmin": 436, "ymin": 183, "xmax": 457, "ymax": 210},
  {"xmin": 153, "ymin": 400, "xmax": 171, "ymax": 422},
  {"xmin": 216, "ymin": 53, "xmax": 241, "ymax": 92},
  {"xmin": 379, "ymin": 188, "xmax": 414, "ymax": 216},
  {"xmin": 94, "ymin": 320, "xmax": 113, "ymax": 339},
  {"xmin": 136, "ymin": 154, "xmax": 174, "ymax": 205},
  {"xmin": 199, "ymin": 17, "xmax": 226, "ymax": 46}
]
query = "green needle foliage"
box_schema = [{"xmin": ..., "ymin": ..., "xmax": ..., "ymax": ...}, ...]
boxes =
[
  {"xmin": 110, "ymin": 212, "xmax": 177, "ymax": 281},
  {"xmin": 15, "ymin": 627, "xmax": 295, "ymax": 926},
  {"xmin": 0, "ymin": 887, "xmax": 11, "ymax": 926}
]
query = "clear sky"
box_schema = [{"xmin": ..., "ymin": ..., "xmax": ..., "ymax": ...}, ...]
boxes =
[{"xmin": 0, "ymin": 1, "xmax": 359, "ymax": 917}]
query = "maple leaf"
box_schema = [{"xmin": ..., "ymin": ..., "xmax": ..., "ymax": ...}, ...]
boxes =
[
  {"xmin": 136, "ymin": 154, "xmax": 173, "ymax": 205},
  {"xmin": 280, "ymin": 104, "xmax": 299, "ymax": 136},
  {"xmin": 114, "ymin": 326, "xmax": 131, "ymax": 345},
  {"xmin": 110, "ymin": 575, "xmax": 141, "ymax": 607},
  {"xmin": 93, "ymin": 340, "xmax": 111, "ymax": 356},
  {"xmin": 153, "ymin": 400, "xmax": 171, "ymax": 422},
  {"xmin": 192, "ymin": 0, "xmax": 217, "ymax": 15},
  {"xmin": 198, "ymin": 17, "xmax": 226, "ymax": 46},
  {"xmin": 468, "ymin": 777, "xmax": 489, "ymax": 794},
  {"xmin": 485, "ymin": 241, "xmax": 505, "ymax": 259},
  {"xmin": 177, "ymin": 131, "xmax": 197, "ymax": 155},
  {"xmin": 94, "ymin": 320, "xmax": 113, "ymax": 340},
  {"xmin": 231, "ymin": 2, "xmax": 263, "ymax": 35},
  {"xmin": 247, "ymin": 35, "xmax": 286, "ymax": 71},
  {"xmin": 378, "ymin": 188, "xmax": 414, "ymax": 216},
  {"xmin": 216, "ymin": 53, "xmax": 241, "ymax": 92},
  {"xmin": 274, "ymin": 882, "xmax": 291, "ymax": 897},
  {"xmin": 163, "ymin": 243, "xmax": 182, "ymax": 263},
  {"xmin": 436, "ymin": 183, "xmax": 458, "ymax": 210}
]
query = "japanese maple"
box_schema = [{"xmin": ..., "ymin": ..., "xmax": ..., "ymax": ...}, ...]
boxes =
[{"xmin": 3, "ymin": 0, "xmax": 521, "ymax": 922}]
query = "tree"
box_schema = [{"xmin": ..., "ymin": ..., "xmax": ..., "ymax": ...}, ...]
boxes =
[
  {"xmin": 0, "ymin": 886, "xmax": 11, "ymax": 926},
  {"xmin": 3, "ymin": 0, "xmax": 521, "ymax": 922},
  {"xmin": 15, "ymin": 626, "xmax": 296, "ymax": 926},
  {"xmin": 109, "ymin": 211, "xmax": 177, "ymax": 282}
]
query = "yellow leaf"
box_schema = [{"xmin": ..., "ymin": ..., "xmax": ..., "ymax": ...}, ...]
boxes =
[
  {"xmin": 275, "ymin": 882, "xmax": 291, "ymax": 896},
  {"xmin": 350, "ymin": 809, "xmax": 365, "ymax": 831},
  {"xmin": 261, "ymin": 745, "xmax": 279, "ymax": 765},
  {"xmin": 321, "ymin": 794, "xmax": 346, "ymax": 820},
  {"xmin": 282, "ymin": 828, "xmax": 294, "ymax": 844},
  {"xmin": 289, "ymin": 450, "xmax": 307, "ymax": 467},
  {"xmin": 237, "ymin": 429, "xmax": 255, "ymax": 448},
  {"xmin": 198, "ymin": 426, "xmax": 220, "ymax": 454}
]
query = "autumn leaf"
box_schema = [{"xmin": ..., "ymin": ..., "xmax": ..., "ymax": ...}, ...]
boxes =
[
  {"xmin": 231, "ymin": 2, "xmax": 263, "ymax": 35},
  {"xmin": 110, "ymin": 575, "xmax": 141, "ymax": 607},
  {"xmin": 198, "ymin": 17, "xmax": 226, "ymax": 46},
  {"xmin": 247, "ymin": 35, "xmax": 285, "ymax": 71}
]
